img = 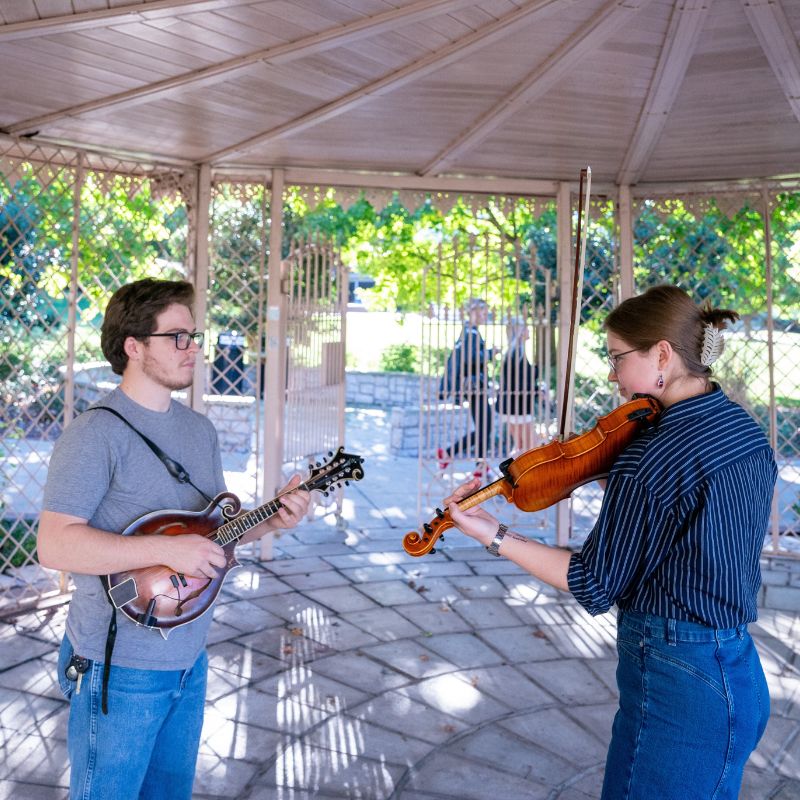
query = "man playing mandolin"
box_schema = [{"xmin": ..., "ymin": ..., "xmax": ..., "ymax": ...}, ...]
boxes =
[{"xmin": 38, "ymin": 279, "xmax": 310, "ymax": 800}]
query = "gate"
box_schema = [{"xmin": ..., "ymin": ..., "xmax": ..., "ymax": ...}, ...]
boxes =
[
  {"xmin": 282, "ymin": 234, "xmax": 348, "ymax": 521},
  {"xmin": 416, "ymin": 210, "xmax": 558, "ymax": 537},
  {"xmin": 206, "ymin": 181, "xmax": 348, "ymax": 530}
]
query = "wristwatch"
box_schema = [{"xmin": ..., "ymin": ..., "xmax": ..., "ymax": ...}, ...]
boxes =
[{"xmin": 486, "ymin": 523, "xmax": 508, "ymax": 557}]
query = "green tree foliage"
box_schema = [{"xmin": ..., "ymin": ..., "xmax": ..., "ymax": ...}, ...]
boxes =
[
  {"xmin": 632, "ymin": 198, "xmax": 787, "ymax": 317},
  {"xmin": 769, "ymin": 192, "xmax": 800, "ymax": 322},
  {"xmin": 379, "ymin": 343, "xmax": 419, "ymax": 373},
  {"xmin": 208, "ymin": 184, "xmax": 266, "ymax": 333},
  {"xmin": 1, "ymin": 165, "xmax": 187, "ymax": 438}
]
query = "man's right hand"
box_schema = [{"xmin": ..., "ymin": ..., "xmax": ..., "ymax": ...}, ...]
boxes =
[
  {"xmin": 158, "ymin": 534, "xmax": 226, "ymax": 579},
  {"xmin": 37, "ymin": 510, "xmax": 227, "ymax": 578}
]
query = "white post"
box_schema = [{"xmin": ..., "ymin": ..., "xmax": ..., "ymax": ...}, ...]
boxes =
[
  {"xmin": 260, "ymin": 168, "xmax": 287, "ymax": 560},
  {"xmin": 555, "ymin": 181, "xmax": 572, "ymax": 547},
  {"xmin": 618, "ymin": 184, "xmax": 634, "ymax": 301},
  {"xmin": 64, "ymin": 151, "xmax": 84, "ymax": 427},
  {"xmin": 191, "ymin": 163, "xmax": 211, "ymax": 413},
  {"xmin": 762, "ymin": 185, "xmax": 780, "ymax": 553}
]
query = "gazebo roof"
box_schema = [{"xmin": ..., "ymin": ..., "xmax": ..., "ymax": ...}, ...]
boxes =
[{"xmin": 1, "ymin": 0, "xmax": 799, "ymax": 187}]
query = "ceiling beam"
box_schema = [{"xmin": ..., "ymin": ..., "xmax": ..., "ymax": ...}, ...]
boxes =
[
  {"xmin": 277, "ymin": 167, "xmax": 559, "ymax": 196},
  {"xmin": 419, "ymin": 0, "xmax": 652, "ymax": 177},
  {"xmin": 204, "ymin": 0, "xmax": 562, "ymax": 164},
  {"xmin": 4, "ymin": 0, "xmax": 476, "ymax": 137},
  {"xmin": 616, "ymin": 0, "xmax": 711, "ymax": 186},
  {"xmin": 0, "ymin": 0, "xmax": 256, "ymax": 41},
  {"xmin": 741, "ymin": 0, "xmax": 800, "ymax": 125}
]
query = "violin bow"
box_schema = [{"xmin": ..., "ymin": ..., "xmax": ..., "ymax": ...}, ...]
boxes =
[{"xmin": 558, "ymin": 166, "xmax": 592, "ymax": 441}]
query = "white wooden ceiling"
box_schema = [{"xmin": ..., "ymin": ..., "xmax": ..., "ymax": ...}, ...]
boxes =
[{"xmin": 1, "ymin": 0, "xmax": 799, "ymax": 186}]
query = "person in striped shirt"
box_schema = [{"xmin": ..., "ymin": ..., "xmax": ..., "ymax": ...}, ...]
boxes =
[{"xmin": 447, "ymin": 284, "xmax": 777, "ymax": 800}]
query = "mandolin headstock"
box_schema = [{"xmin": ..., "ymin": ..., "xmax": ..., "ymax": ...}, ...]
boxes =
[{"xmin": 306, "ymin": 447, "xmax": 365, "ymax": 496}]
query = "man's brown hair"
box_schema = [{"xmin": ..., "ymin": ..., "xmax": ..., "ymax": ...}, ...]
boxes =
[{"xmin": 101, "ymin": 279, "xmax": 195, "ymax": 375}]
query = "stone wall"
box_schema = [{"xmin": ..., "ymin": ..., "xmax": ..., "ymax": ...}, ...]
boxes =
[
  {"xmin": 343, "ymin": 372, "xmax": 478, "ymax": 458},
  {"xmin": 345, "ymin": 370, "xmax": 435, "ymax": 407},
  {"xmin": 389, "ymin": 403, "xmax": 473, "ymax": 458}
]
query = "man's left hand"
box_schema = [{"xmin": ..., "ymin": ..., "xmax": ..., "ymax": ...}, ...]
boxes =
[{"xmin": 272, "ymin": 474, "xmax": 310, "ymax": 530}]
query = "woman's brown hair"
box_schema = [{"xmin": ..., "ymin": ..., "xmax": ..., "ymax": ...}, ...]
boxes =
[
  {"xmin": 604, "ymin": 285, "xmax": 738, "ymax": 376},
  {"xmin": 101, "ymin": 279, "xmax": 195, "ymax": 375}
]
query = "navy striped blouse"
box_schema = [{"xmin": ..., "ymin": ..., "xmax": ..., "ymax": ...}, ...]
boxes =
[{"xmin": 567, "ymin": 386, "xmax": 777, "ymax": 628}]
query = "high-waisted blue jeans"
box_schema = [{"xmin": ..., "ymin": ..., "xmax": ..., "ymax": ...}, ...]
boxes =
[
  {"xmin": 58, "ymin": 635, "xmax": 207, "ymax": 800},
  {"xmin": 602, "ymin": 610, "xmax": 770, "ymax": 800}
]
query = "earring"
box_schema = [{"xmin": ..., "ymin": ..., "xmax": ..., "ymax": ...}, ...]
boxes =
[{"xmin": 657, "ymin": 373, "xmax": 664, "ymax": 388}]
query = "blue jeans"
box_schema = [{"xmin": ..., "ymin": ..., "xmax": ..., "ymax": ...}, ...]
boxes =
[
  {"xmin": 58, "ymin": 635, "xmax": 207, "ymax": 800},
  {"xmin": 602, "ymin": 610, "xmax": 770, "ymax": 800}
]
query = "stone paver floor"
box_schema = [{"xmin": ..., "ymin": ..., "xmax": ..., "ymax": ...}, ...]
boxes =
[{"xmin": 2, "ymin": 408, "xmax": 800, "ymax": 799}]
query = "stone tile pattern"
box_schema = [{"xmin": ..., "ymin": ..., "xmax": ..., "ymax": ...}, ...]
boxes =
[{"xmin": 2, "ymin": 410, "xmax": 799, "ymax": 799}]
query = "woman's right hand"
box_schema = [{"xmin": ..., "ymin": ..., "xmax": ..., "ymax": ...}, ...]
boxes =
[{"xmin": 444, "ymin": 478, "xmax": 501, "ymax": 548}]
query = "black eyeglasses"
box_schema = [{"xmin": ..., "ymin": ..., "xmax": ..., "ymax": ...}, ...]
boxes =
[
  {"xmin": 146, "ymin": 331, "xmax": 205, "ymax": 350},
  {"xmin": 606, "ymin": 347, "xmax": 638, "ymax": 372}
]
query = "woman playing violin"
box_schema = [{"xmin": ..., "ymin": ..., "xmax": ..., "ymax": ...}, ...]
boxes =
[{"xmin": 446, "ymin": 285, "xmax": 777, "ymax": 800}]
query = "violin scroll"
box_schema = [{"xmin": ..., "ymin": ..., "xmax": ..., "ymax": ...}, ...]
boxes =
[{"xmin": 402, "ymin": 507, "xmax": 454, "ymax": 557}]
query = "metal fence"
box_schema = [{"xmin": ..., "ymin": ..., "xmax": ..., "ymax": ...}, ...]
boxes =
[
  {"xmin": 0, "ymin": 141, "xmax": 189, "ymax": 614},
  {"xmin": 413, "ymin": 200, "xmax": 558, "ymax": 536},
  {"xmin": 632, "ymin": 187, "xmax": 800, "ymax": 556}
]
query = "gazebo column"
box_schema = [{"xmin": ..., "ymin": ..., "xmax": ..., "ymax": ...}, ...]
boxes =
[
  {"xmin": 191, "ymin": 162, "xmax": 211, "ymax": 413},
  {"xmin": 260, "ymin": 168, "xmax": 287, "ymax": 560},
  {"xmin": 64, "ymin": 151, "xmax": 85, "ymax": 427},
  {"xmin": 618, "ymin": 184, "xmax": 634, "ymax": 300},
  {"xmin": 555, "ymin": 180, "xmax": 572, "ymax": 547}
]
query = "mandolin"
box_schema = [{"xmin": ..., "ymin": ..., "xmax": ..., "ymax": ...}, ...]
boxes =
[{"xmin": 106, "ymin": 447, "xmax": 364, "ymax": 637}]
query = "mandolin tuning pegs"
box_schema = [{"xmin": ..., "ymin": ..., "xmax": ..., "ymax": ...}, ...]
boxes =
[
  {"xmin": 328, "ymin": 450, "xmax": 333, "ymax": 457},
  {"xmin": 316, "ymin": 462, "xmax": 321, "ymax": 467}
]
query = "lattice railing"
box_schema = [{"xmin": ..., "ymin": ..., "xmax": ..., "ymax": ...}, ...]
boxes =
[
  {"xmin": 0, "ymin": 144, "xmax": 78, "ymax": 609},
  {"xmin": 0, "ymin": 143, "xmax": 189, "ymax": 614},
  {"xmin": 206, "ymin": 182, "xmax": 268, "ymax": 508},
  {"xmin": 2, "ymin": 157, "xmax": 798, "ymax": 617},
  {"xmin": 283, "ymin": 234, "xmax": 347, "ymax": 470},
  {"xmin": 768, "ymin": 186, "xmax": 800, "ymax": 554},
  {"xmin": 634, "ymin": 189, "xmax": 800, "ymax": 556}
]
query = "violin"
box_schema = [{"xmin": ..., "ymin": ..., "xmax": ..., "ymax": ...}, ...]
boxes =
[{"xmin": 403, "ymin": 395, "xmax": 660, "ymax": 557}]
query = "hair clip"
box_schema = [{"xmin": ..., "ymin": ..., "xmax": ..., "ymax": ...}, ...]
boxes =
[{"xmin": 700, "ymin": 323, "xmax": 724, "ymax": 366}]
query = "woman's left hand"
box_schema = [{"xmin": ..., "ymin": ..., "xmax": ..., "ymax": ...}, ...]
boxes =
[{"xmin": 444, "ymin": 478, "xmax": 501, "ymax": 547}]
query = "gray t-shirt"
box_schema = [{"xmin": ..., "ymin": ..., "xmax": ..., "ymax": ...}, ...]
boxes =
[{"xmin": 42, "ymin": 387, "xmax": 227, "ymax": 670}]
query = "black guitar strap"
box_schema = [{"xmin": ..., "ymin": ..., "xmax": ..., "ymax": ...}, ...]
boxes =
[
  {"xmin": 84, "ymin": 405, "xmax": 214, "ymax": 714},
  {"xmin": 89, "ymin": 406, "xmax": 214, "ymax": 503}
]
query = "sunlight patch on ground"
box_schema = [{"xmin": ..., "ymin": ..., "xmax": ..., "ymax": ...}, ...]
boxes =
[{"xmin": 418, "ymin": 673, "xmax": 482, "ymax": 716}]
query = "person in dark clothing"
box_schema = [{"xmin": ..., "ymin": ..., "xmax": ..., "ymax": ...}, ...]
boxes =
[
  {"xmin": 497, "ymin": 315, "xmax": 539, "ymax": 454},
  {"xmin": 438, "ymin": 297, "xmax": 495, "ymax": 470}
]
